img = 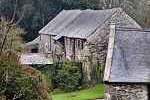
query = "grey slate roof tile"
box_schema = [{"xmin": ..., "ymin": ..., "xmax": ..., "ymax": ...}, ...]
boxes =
[
  {"xmin": 108, "ymin": 29, "xmax": 150, "ymax": 83},
  {"xmin": 39, "ymin": 10, "xmax": 82, "ymax": 35},
  {"xmin": 25, "ymin": 36, "xmax": 40, "ymax": 46},
  {"xmin": 20, "ymin": 53, "xmax": 53, "ymax": 65},
  {"xmin": 39, "ymin": 8, "xmax": 120, "ymax": 39},
  {"xmin": 60, "ymin": 9, "xmax": 118, "ymax": 39}
]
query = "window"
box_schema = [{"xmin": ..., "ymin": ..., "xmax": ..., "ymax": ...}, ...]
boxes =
[{"xmin": 31, "ymin": 48, "xmax": 38, "ymax": 53}]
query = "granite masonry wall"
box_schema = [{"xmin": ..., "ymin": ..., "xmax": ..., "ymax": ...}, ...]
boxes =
[{"xmin": 105, "ymin": 84, "xmax": 148, "ymax": 100}]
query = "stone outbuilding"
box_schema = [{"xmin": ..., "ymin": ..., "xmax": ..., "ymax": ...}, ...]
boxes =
[
  {"xmin": 104, "ymin": 25, "xmax": 150, "ymax": 100},
  {"xmin": 25, "ymin": 8, "xmax": 141, "ymax": 60},
  {"xmin": 22, "ymin": 7, "xmax": 142, "ymax": 83}
]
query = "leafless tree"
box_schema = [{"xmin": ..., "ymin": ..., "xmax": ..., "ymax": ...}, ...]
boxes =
[{"xmin": 0, "ymin": 0, "xmax": 25, "ymax": 55}]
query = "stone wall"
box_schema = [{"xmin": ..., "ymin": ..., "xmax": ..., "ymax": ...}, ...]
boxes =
[
  {"xmin": 79, "ymin": 23, "xmax": 109, "ymax": 84},
  {"xmin": 80, "ymin": 8, "xmax": 142, "ymax": 84},
  {"xmin": 64, "ymin": 37, "xmax": 85, "ymax": 61},
  {"xmin": 105, "ymin": 84, "xmax": 148, "ymax": 100},
  {"xmin": 39, "ymin": 34, "xmax": 52, "ymax": 53}
]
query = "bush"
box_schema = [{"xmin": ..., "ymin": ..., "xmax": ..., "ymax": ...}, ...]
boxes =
[
  {"xmin": 54, "ymin": 61, "xmax": 82, "ymax": 92},
  {"xmin": 90, "ymin": 64, "xmax": 104, "ymax": 84},
  {"xmin": 0, "ymin": 53, "xmax": 51, "ymax": 100},
  {"xmin": 32, "ymin": 65, "xmax": 54, "ymax": 92},
  {"xmin": 31, "ymin": 61, "xmax": 82, "ymax": 92}
]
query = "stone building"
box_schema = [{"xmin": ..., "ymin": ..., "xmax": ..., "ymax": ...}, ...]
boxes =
[
  {"xmin": 104, "ymin": 25, "xmax": 150, "ymax": 100},
  {"xmin": 22, "ymin": 8, "xmax": 142, "ymax": 83}
]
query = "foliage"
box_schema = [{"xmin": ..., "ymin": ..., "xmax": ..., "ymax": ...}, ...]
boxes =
[
  {"xmin": 0, "ymin": 53, "xmax": 51, "ymax": 100},
  {"xmin": 0, "ymin": 0, "xmax": 99, "ymax": 41},
  {"xmin": 54, "ymin": 61, "xmax": 82, "ymax": 92},
  {"xmin": 52, "ymin": 84, "xmax": 104, "ymax": 100},
  {"xmin": 0, "ymin": 16, "xmax": 51, "ymax": 100},
  {"xmin": 1, "ymin": 0, "xmax": 150, "ymax": 42},
  {"xmin": 0, "ymin": 19, "xmax": 24, "ymax": 53},
  {"xmin": 32, "ymin": 65, "xmax": 54, "ymax": 92},
  {"xmin": 90, "ymin": 64, "xmax": 104, "ymax": 84},
  {"xmin": 32, "ymin": 62, "xmax": 83, "ymax": 92}
]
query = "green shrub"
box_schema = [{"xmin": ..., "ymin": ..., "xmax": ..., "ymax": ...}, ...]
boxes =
[
  {"xmin": 0, "ymin": 53, "xmax": 51, "ymax": 100},
  {"xmin": 54, "ymin": 61, "xmax": 82, "ymax": 92},
  {"xmin": 32, "ymin": 61, "xmax": 82, "ymax": 92},
  {"xmin": 32, "ymin": 65, "xmax": 54, "ymax": 92},
  {"xmin": 90, "ymin": 64, "xmax": 104, "ymax": 84}
]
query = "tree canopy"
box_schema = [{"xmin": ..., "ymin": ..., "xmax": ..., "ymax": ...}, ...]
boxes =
[
  {"xmin": 0, "ymin": 53, "xmax": 51, "ymax": 100},
  {"xmin": 0, "ymin": 19, "xmax": 51, "ymax": 100},
  {"xmin": 0, "ymin": 0, "xmax": 150, "ymax": 42},
  {"xmin": 0, "ymin": 19, "xmax": 24, "ymax": 54}
]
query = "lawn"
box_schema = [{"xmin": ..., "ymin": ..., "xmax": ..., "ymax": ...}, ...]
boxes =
[{"xmin": 52, "ymin": 84, "xmax": 104, "ymax": 100}]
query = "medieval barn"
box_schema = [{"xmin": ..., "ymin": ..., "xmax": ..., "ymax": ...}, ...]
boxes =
[
  {"xmin": 104, "ymin": 26, "xmax": 150, "ymax": 100},
  {"xmin": 21, "ymin": 8, "xmax": 142, "ymax": 83}
]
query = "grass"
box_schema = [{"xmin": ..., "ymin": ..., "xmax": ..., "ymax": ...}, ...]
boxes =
[{"xmin": 52, "ymin": 84, "xmax": 104, "ymax": 100}]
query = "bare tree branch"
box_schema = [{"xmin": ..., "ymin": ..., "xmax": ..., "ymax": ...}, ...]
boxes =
[
  {"xmin": 10, "ymin": 0, "xmax": 18, "ymax": 24},
  {"xmin": 0, "ymin": 24, "xmax": 11, "ymax": 54}
]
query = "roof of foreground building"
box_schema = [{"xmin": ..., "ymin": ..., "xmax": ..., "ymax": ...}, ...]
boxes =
[{"xmin": 104, "ymin": 28, "xmax": 150, "ymax": 83}]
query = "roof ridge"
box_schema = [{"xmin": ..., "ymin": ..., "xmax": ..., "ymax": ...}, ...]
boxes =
[
  {"xmin": 63, "ymin": 9, "xmax": 81, "ymax": 11},
  {"xmin": 116, "ymin": 27, "xmax": 150, "ymax": 32},
  {"xmin": 64, "ymin": 7, "xmax": 122, "ymax": 11},
  {"xmin": 62, "ymin": 8, "xmax": 122, "ymax": 38}
]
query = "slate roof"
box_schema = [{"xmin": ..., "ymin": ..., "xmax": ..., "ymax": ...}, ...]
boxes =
[
  {"xmin": 20, "ymin": 53, "xmax": 53, "ymax": 65},
  {"xmin": 39, "ymin": 8, "xmax": 121, "ymax": 39},
  {"xmin": 25, "ymin": 36, "xmax": 40, "ymax": 46},
  {"xmin": 39, "ymin": 10, "xmax": 82, "ymax": 35},
  {"xmin": 104, "ymin": 28, "xmax": 150, "ymax": 83}
]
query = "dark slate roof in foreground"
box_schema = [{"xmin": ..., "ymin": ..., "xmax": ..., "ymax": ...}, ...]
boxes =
[
  {"xmin": 39, "ymin": 8, "xmax": 120, "ymax": 39},
  {"xmin": 105, "ymin": 29, "xmax": 150, "ymax": 83}
]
